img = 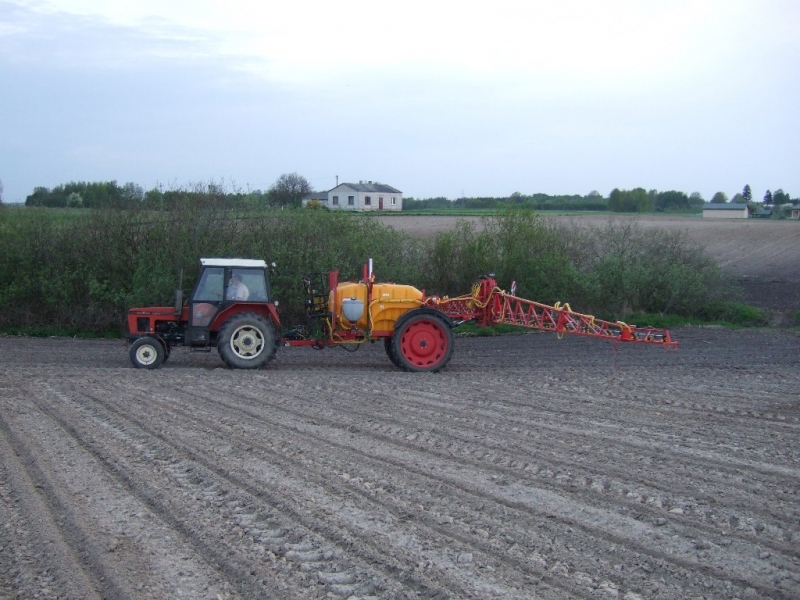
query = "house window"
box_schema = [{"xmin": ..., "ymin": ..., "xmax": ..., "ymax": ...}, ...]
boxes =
[
  {"xmin": 348, "ymin": 196, "xmax": 354, "ymax": 205},
  {"xmin": 390, "ymin": 197, "xmax": 396, "ymax": 205},
  {"xmin": 365, "ymin": 196, "xmax": 371, "ymax": 206},
  {"xmin": 332, "ymin": 195, "xmax": 339, "ymax": 205}
]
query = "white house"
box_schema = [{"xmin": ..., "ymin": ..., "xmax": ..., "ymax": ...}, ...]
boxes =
[
  {"xmin": 702, "ymin": 203, "xmax": 749, "ymax": 219},
  {"xmin": 303, "ymin": 181, "xmax": 403, "ymax": 212}
]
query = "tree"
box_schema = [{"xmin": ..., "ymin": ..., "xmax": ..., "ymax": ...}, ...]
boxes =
[
  {"xmin": 731, "ymin": 193, "xmax": 745, "ymax": 203},
  {"xmin": 66, "ymin": 192, "xmax": 83, "ymax": 208},
  {"xmin": 267, "ymin": 172, "xmax": 313, "ymax": 208},
  {"xmin": 608, "ymin": 187, "xmax": 650, "ymax": 212},
  {"xmin": 648, "ymin": 189, "xmax": 658, "ymax": 208},
  {"xmin": 742, "ymin": 184, "xmax": 752, "ymax": 203},
  {"xmin": 25, "ymin": 186, "xmax": 52, "ymax": 206},
  {"xmin": 0, "ymin": 178, "xmax": 3, "ymax": 204},
  {"xmin": 689, "ymin": 192, "xmax": 705, "ymax": 207},
  {"xmin": 710, "ymin": 191, "xmax": 728, "ymax": 203},
  {"xmin": 121, "ymin": 182, "xmax": 144, "ymax": 205},
  {"xmin": 763, "ymin": 190, "xmax": 773, "ymax": 205},
  {"xmin": 654, "ymin": 190, "xmax": 690, "ymax": 211},
  {"xmin": 772, "ymin": 189, "xmax": 791, "ymax": 205}
]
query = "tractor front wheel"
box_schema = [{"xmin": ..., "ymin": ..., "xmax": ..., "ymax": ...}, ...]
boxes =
[
  {"xmin": 391, "ymin": 313, "xmax": 454, "ymax": 373},
  {"xmin": 129, "ymin": 336, "xmax": 166, "ymax": 369},
  {"xmin": 217, "ymin": 313, "xmax": 277, "ymax": 369}
]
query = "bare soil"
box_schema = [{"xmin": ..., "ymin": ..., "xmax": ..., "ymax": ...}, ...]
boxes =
[
  {"xmin": 2, "ymin": 327, "xmax": 799, "ymax": 599},
  {"xmin": 2, "ymin": 215, "xmax": 798, "ymax": 599}
]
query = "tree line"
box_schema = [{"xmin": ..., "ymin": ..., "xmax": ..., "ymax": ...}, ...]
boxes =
[
  {"xmin": 23, "ymin": 173, "xmax": 313, "ymax": 209},
  {"xmin": 408, "ymin": 189, "xmax": 707, "ymax": 213},
  {"xmin": 708, "ymin": 184, "xmax": 792, "ymax": 206},
  {"xmin": 17, "ymin": 174, "xmax": 796, "ymax": 214}
]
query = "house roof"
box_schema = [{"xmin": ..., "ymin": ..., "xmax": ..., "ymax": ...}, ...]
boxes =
[
  {"xmin": 703, "ymin": 203, "xmax": 749, "ymax": 210},
  {"xmin": 334, "ymin": 182, "xmax": 402, "ymax": 194}
]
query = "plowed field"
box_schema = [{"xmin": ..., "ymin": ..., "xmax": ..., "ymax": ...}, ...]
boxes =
[{"xmin": 2, "ymin": 327, "xmax": 799, "ymax": 599}]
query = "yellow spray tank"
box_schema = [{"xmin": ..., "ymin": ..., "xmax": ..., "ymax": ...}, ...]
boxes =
[{"xmin": 331, "ymin": 281, "xmax": 424, "ymax": 335}]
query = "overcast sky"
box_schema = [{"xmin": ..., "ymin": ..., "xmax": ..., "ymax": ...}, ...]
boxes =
[{"xmin": 1, "ymin": 0, "xmax": 798, "ymax": 203}]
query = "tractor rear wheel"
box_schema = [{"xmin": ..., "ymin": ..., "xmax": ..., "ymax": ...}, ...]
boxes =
[
  {"xmin": 129, "ymin": 336, "xmax": 165, "ymax": 369},
  {"xmin": 391, "ymin": 313, "xmax": 454, "ymax": 372},
  {"xmin": 217, "ymin": 313, "xmax": 277, "ymax": 369}
]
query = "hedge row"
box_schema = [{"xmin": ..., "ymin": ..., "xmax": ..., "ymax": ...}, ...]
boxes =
[{"xmin": 0, "ymin": 201, "xmax": 740, "ymax": 335}]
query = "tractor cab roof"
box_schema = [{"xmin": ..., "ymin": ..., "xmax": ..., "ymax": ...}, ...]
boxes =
[{"xmin": 200, "ymin": 258, "xmax": 268, "ymax": 268}]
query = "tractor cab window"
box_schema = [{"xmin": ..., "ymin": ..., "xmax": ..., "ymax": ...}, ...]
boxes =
[
  {"xmin": 194, "ymin": 268, "xmax": 224, "ymax": 302},
  {"xmin": 226, "ymin": 269, "xmax": 268, "ymax": 302}
]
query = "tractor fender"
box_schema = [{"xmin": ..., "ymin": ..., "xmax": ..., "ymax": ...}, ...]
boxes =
[
  {"xmin": 392, "ymin": 306, "xmax": 454, "ymax": 332},
  {"xmin": 210, "ymin": 304, "xmax": 280, "ymax": 332}
]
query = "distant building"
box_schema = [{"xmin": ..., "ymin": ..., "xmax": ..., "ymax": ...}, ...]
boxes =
[
  {"xmin": 702, "ymin": 203, "xmax": 749, "ymax": 219},
  {"xmin": 302, "ymin": 181, "xmax": 403, "ymax": 212}
]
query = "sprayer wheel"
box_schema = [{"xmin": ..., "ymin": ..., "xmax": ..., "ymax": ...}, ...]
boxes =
[{"xmin": 391, "ymin": 313, "xmax": 454, "ymax": 373}]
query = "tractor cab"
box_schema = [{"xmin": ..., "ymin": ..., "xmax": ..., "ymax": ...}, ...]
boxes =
[{"xmin": 187, "ymin": 258, "xmax": 272, "ymax": 345}]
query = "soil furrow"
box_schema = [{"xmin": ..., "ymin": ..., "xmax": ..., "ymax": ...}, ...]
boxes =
[
  {"xmin": 92, "ymin": 376, "xmax": 786, "ymax": 591},
  {"xmin": 1, "ymin": 329, "xmax": 798, "ymax": 599}
]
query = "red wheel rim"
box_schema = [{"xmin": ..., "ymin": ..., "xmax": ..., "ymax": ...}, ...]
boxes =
[{"xmin": 400, "ymin": 319, "xmax": 448, "ymax": 367}]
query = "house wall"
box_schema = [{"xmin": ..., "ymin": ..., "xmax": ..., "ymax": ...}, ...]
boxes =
[{"xmin": 326, "ymin": 185, "xmax": 403, "ymax": 212}]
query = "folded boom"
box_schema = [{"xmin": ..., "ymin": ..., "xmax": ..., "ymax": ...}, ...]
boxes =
[{"xmin": 427, "ymin": 276, "xmax": 678, "ymax": 348}]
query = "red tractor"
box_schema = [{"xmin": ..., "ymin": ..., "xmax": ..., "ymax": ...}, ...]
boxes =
[{"xmin": 126, "ymin": 258, "xmax": 677, "ymax": 371}]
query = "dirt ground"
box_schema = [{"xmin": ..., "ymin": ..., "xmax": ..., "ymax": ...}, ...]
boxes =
[
  {"xmin": 2, "ymin": 215, "xmax": 799, "ymax": 599},
  {"xmin": 2, "ymin": 327, "xmax": 799, "ymax": 600}
]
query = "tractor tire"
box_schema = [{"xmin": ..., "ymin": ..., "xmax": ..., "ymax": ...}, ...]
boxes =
[
  {"xmin": 129, "ymin": 336, "xmax": 166, "ymax": 369},
  {"xmin": 384, "ymin": 336, "xmax": 400, "ymax": 367},
  {"xmin": 391, "ymin": 312, "xmax": 454, "ymax": 373},
  {"xmin": 217, "ymin": 312, "xmax": 277, "ymax": 369}
]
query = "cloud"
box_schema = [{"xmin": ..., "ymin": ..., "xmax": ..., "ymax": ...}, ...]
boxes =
[{"xmin": 0, "ymin": 0, "xmax": 798, "ymax": 202}]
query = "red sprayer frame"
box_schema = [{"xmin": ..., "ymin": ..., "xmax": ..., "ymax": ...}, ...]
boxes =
[{"xmin": 426, "ymin": 276, "xmax": 678, "ymax": 348}]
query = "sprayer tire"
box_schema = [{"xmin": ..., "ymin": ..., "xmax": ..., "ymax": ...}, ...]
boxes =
[
  {"xmin": 391, "ymin": 313, "xmax": 454, "ymax": 373},
  {"xmin": 384, "ymin": 337, "xmax": 400, "ymax": 367}
]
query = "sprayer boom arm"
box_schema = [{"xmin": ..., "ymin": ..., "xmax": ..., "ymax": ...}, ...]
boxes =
[{"xmin": 427, "ymin": 277, "xmax": 677, "ymax": 348}]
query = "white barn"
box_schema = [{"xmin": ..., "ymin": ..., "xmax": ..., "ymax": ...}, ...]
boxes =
[
  {"xmin": 303, "ymin": 181, "xmax": 403, "ymax": 212},
  {"xmin": 702, "ymin": 203, "xmax": 749, "ymax": 219}
]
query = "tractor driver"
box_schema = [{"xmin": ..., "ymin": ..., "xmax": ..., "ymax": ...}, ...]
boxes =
[{"xmin": 226, "ymin": 273, "xmax": 250, "ymax": 301}]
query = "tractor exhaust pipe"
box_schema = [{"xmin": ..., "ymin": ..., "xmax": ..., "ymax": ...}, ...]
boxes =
[
  {"xmin": 174, "ymin": 268, "xmax": 184, "ymax": 316},
  {"xmin": 362, "ymin": 258, "xmax": 374, "ymax": 282}
]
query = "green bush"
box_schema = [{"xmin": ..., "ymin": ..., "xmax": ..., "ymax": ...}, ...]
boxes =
[
  {"xmin": 422, "ymin": 209, "xmax": 740, "ymax": 320},
  {"xmin": 0, "ymin": 201, "xmax": 760, "ymax": 335},
  {"xmin": 694, "ymin": 302, "xmax": 769, "ymax": 326},
  {"xmin": 582, "ymin": 219, "xmax": 739, "ymax": 316}
]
